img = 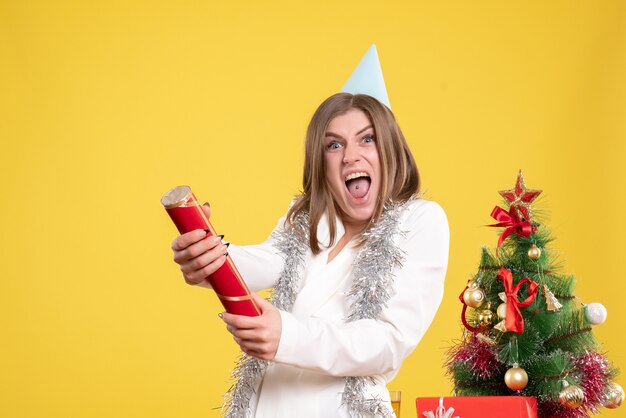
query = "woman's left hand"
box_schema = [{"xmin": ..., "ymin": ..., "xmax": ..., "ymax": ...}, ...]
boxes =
[{"xmin": 220, "ymin": 293, "xmax": 282, "ymax": 361}]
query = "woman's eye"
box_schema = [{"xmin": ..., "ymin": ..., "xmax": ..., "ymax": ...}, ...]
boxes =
[
  {"xmin": 327, "ymin": 142, "xmax": 342, "ymax": 150},
  {"xmin": 362, "ymin": 135, "xmax": 375, "ymax": 143}
]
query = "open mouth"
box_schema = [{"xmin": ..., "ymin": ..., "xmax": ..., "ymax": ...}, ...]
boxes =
[{"xmin": 345, "ymin": 172, "xmax": 371, "ymax": 199}]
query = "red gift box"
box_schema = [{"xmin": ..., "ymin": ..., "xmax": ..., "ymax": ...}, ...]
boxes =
[{"xmin": 415, "ymin": 396, "xmax": 537, "ymax": 418}]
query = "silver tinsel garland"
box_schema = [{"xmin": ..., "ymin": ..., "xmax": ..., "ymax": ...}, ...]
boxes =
[
  {"xmin": 343, "ymin": 201, "xmax": 406, "ymax": 418},
  {"xmin": 224, "ymin": 201, "xmax": 410, "ymax": 418}
]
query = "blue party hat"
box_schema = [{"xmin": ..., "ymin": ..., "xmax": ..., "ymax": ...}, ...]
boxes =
[{"xmin": 341, "ymin": 44, "xmax": 391, "ymax": 109}]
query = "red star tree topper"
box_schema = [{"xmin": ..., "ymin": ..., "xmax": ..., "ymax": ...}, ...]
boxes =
[{"xmin": 499, "ymin": 170, "xmax": 542, "ymax": 222}]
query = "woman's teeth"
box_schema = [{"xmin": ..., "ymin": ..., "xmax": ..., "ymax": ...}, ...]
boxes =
[{"xmin": 345, "ymin": 172, "xmax": 369, "ymax": 181}]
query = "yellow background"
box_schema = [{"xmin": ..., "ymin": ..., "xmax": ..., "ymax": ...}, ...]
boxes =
[{"xmin": 2, "ymin": 1, "xmax": 625, "ymax": 417}]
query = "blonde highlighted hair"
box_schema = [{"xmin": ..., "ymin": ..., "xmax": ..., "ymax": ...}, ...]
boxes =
[{"xmin": 287, "ymin": 93, "xmax": 420, "ymax": 254}]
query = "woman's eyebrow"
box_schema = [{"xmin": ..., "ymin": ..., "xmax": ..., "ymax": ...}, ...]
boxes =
[{"xmin": 324, "ymin": 125, "xmax": 373, "ymax": 139}]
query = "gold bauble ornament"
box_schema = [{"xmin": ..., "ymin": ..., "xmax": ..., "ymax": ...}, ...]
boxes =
[
  {"xmin": 604, "ymin": 382, "xmax": 624, "ymax": 409},
  {"xmin": 478, "ymin": 309, "xmax": 494, "ymax": 327},
  {"xmin": 497, "ymin": 303, "xmax": 507, "ymax": 319},
  {"xmin": 463, "ymin": 282, "xmax": 486, "ymax": 308},
  {"xmin": 504, "ymin": 365, "xmax": 528, "ymax": 391},
  {"xmin": 528, "ymin": 244, "xmax": 542, "ymax": 260},
  {"xmin": 559, "ymin": 381, "xmax": 585, "ymax": 409}
]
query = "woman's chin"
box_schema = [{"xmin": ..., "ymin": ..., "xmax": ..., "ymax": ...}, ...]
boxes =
[
  {"xmin": 341, "ymin": 205, "xmax": 375, "ymax": 227},
  {"xmin": 340, "ymin": 190, "xmax": 378, "ymax": 222}
]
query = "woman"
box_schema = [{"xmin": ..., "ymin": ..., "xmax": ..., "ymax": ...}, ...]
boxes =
[{"xmin": 171, "ymin": 93, "xmax": 449, "ymax": 417}]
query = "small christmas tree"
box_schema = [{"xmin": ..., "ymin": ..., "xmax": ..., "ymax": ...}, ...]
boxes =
[{"xmin": 446, "ymin": 171, "xmax": 623, "ymax": 417}]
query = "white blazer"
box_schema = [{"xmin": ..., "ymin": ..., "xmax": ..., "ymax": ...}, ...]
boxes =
[{"xmin": 227, "ymin": 199, "xmax": 450, "ymax": 417}]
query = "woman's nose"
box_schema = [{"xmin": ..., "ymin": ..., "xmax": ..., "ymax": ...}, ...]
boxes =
[{"xmin": 342, "ymin": 142, "xmax": 361, "ymax": 164}]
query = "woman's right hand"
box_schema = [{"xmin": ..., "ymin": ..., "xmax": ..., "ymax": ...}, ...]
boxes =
[{"xmin": 170, "ymin": 204, "xmax": 228, "ymax": 288}]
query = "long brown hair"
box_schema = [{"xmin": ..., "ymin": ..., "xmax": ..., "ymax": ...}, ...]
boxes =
[{"xmin": 287, "ymin": 93, "xmax": 420, "ymax": 254}]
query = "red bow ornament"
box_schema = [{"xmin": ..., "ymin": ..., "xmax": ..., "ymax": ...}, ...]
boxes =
[
  {"xmin": 496, "ymin": 267, "xmax": 539, "ymax": 334},
  {"xmin": 489, "ymin": 206, "xmax": 535, "ymax": 254}
]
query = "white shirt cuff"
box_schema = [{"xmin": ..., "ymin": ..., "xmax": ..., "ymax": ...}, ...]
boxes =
[{"xmin": 274, "ymin": 310, "xmax": 299, "ymax": 363}]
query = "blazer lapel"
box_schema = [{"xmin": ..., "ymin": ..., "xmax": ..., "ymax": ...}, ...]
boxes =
[{"xmin": 292, "ymin": 215, "xmax": 354, "ymax": 318}]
